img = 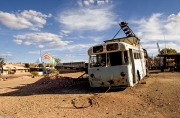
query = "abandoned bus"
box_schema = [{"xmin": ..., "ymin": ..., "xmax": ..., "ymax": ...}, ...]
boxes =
[{"xmin": 88, "ymin": 36, "xmax": 148, "ymax": 88}]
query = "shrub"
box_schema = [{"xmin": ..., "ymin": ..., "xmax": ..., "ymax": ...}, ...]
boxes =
[
  {"xmin": 51, "ymin": 68, "xmax": 59, "ymax": 74},
  {"xmin": 31, "ymin": 71, "xmax": 38, "ymax": 77}
]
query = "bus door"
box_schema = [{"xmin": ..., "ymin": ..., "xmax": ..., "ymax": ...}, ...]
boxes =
[{"xmin": 129, "ymin": 49, "xmax": 136, "ymax": 83}]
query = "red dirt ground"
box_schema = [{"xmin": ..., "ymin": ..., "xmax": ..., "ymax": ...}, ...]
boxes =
[{"xmin": 0, "ymin": 71, "xmax": 180, "ymax": 118}]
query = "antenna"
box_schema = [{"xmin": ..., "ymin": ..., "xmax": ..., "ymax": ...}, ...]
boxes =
[
  {"xmin": 40, "ymin": 49, "xmax": 42, "ymax": 63},
  {"xmin": 164, "ymin": 35, "xmax": 167, "ymax": 54},
  {"xmin": 157, "ymin": 42, "xmax": 161, "ymax": 54}
]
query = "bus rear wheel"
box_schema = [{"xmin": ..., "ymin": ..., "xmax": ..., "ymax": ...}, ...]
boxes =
[
  {"xmin": 146, "ymin": 69, "xmax": 149, "ymax": 77},
  {"xmin": 137, "ymin": 70, "xmax": 140, "ymax": 83}
]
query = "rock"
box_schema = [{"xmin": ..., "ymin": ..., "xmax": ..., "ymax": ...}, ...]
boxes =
[
  {"xmin": 117, "ymin": 113, "xmax": 123, "ymax": 115},
  {"xmin": 140, "ymin": 81, "xmax": 146, "ymax": 84}
]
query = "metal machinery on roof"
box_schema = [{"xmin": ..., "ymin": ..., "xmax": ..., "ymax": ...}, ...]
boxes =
[
  {"xmin": 119, "ymin": 22, "xmax": 136, "ymax": 37},
  {"xmin": 104, "ymin": 22, "xmax": 140, "ymax": 46}
]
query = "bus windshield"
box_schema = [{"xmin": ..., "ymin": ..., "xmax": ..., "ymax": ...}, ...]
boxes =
[{"xmin": 89, "ymin": 51, "xmax": 128, "ymax": 68}]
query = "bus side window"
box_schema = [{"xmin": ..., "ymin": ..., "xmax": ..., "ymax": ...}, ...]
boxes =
[{"xmin": 124, "ymin": 51, "xmax": 128, "ymax": 64}]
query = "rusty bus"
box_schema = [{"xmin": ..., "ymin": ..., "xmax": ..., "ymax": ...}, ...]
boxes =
[{"xmin": 87, "ymin": 22, "xmax": 148, "ymax": 88}]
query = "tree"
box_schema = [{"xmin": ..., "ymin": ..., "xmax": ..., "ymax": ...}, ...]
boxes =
[
  {"xmin": 55, "ymin": 58, "xmax": 61, "ymax": 64},
  {"xmin": 38, "ymin": 63, "xmax": 43, "ymax": 67},
  {"xmin": 0, "ymin": 58, "xmax": 5, "ymax": 74},
  {"xmin": 24, "ymin": 63, "xmax": 30, "ymax": 68},
  {"xmin": 160, "ymin": 48, "xmax": 177, "ymax": 54},
  {"xmin": 0, "ymin": 58, "xmax": 4, "ymax": 67}
]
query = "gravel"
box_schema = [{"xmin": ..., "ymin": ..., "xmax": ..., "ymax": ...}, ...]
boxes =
[{"xmin": 0, "ymin": 71, "xmax": 180, "ymax": 118}]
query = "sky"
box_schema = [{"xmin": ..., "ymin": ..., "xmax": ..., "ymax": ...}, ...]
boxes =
[{"xmin": 0, "ymin": 0, "xmax": 180, "ymax": 63}]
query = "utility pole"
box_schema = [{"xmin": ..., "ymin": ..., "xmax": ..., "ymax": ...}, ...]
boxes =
[
  {"xmin": 164, "ymin": 35, "xmax": 167, "ymax": 54},
  {"xmin": 6, "ymin": 55, "xmax": 7, "ymax": 64},
  {"xmin": 40, "ymin": 49, "xmax": 44, "ymax": 74},
  {"xmin": 40, "ymin": 49, "xmax": 42, "ymax": 63},
  {"xmin": 164, "ymin": 35, "xmax": 167, "ymax": 70}
]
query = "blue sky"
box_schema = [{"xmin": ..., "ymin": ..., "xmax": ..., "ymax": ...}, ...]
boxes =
[{"xmin": 0, "ymin": 0, "xmax": 180, "ymax": 63}]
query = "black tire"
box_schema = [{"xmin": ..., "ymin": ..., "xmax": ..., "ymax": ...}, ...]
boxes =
[
  {"xmin": 137, "ymin": 70, "xmax": 140, "ymax": 83},
  {"xmin": 146, "ymin": 69, "xmax": 149, "ymax": 77}
]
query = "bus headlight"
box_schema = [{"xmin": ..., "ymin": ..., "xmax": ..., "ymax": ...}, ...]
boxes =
[
  {"xmin": 121, "ymin": 72, "xmax": 126, "ymax": 77},
  {"xmin": 90, "ymin": 74, "xmax": 94, "ymax": 78}
]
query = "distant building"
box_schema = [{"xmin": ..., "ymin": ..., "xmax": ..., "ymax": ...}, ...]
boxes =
[
  {"xmin": 55, "ymin": 61, "xmax": 88, "ymax": 73},
  {"xmin": 158, "ymin": 53, "xmax": 180, "ymax": 70},
  {"xmin": 1, "ymin": 66, "xmax": 8, "ymax": 75},
  {"xmin": 4, "ymin": 64, "xmax": 29, "ymax": 74}
]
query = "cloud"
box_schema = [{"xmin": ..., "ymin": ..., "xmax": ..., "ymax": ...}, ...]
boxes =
[
  {"xmin": 13, "ymin": 39, "xmax": 22, "ymax": 44},
  {"xmin": 0, "ymin": 53, "xmax": 13, "ymax": 57},
  {"xmin": 168, "ymin": 12, "xmax": 180, "ymax": 22},
  {"xmin": 24, "ymin": 41, "xmax": 32, "ymax": 45},
  {"xmin": 46, "ymin": 40, "xmax": 73, "ymax": 47},
  {"xmin": 97, "ymin": 0, "xmax": 105, "ymax": 5},
  {"xmin": 84, "ymin": 0, "xmax": 90, "ymax": 6},
  {"xmin": 77, "ymin": 0, "xmax": 83, "ymax": 6},
  {"xmin": 0, "ymin": 11, "xmax": 32, "ymax": 29},
  {"xmin": 165, "ymin": 13, "xmax": 180, "ymax": 35},
  {"xmin": 134, "ymin": 13, "xmax": 180, "ymax": 43},
  {"xmin": 133, "ymin": 13, "xmax": 164, "ymax": 42},
  {"xmin": 65, "ymin": 44, "xmax": 91, "ymax": 51},
  {"xmin": 57, "ymin": 6, "xmax": 117, "ymax": 31},
  {"xmin": 28, "ymin": 51, "xmax": 40, "ymax": 54},
  {"xmin": 65, "ymin": 54, "xmax": 74, "ymax": 58},
  {"xmin": 44, "ymin": 43, "xmax": 93, "ymax": 52},
  {"xmin": 78, "ymin": 54, "xmax": 87, "ymax": 56},
  {"xmin": 89, "ymin": 36, "xmax": 104, "ymax": 42},
  {"xmin": 13, "ymin": 32, "xmax": 73, "ymax": 47},
  {"xmin": 0, "ymin": 10, "xmax": 51, "ymax": 31},
  {"xmin": 60, "ymin": 30, "xmax": 71, "ymax": 36},
  {"xmin": 14, "ymin": 32, "xmax": 60, "ymax": 42},
  {"xmin": 132, "ymin": 12, "xmax": 180, "ymax": 53},
  {"xmin": 77, "ymin": 0, "xmax": 109, "ymax": 6},
  {"xmin": 38, "ymin": 45, "xmax": 44, "ymax": 48}
]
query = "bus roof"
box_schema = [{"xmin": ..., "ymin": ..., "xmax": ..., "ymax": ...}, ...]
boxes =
[{"xmin": 104, "ymin": 36, "xmax": 140, "ymax": 46}]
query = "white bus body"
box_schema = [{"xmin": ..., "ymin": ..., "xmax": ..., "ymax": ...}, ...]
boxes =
[{"xmin": 88, "ymin": 36, "xmax": 148, "ymax": 88}]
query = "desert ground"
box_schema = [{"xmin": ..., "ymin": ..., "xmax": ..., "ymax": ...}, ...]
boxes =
[{"xmin": 0, "ymin": 70, "xmax": 180, "ymax": 118}]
